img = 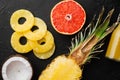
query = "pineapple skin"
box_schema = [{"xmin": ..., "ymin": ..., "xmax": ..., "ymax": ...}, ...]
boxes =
[{"xmin": 39, "ymin": 55, "xmax": 82, "ymax": 80}]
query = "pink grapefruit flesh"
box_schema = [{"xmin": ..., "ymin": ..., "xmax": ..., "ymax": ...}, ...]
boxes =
[{"xmin": 51, "ymin": 0, "xmax": 86, "ymax": 35}]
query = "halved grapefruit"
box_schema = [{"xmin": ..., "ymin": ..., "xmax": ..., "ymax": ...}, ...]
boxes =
[{"xmin": 51, "ymin": 0, "xmax": 86, "ymax": 35}]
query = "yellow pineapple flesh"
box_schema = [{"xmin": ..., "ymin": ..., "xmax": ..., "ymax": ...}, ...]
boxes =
[{"xmin": 39, "ymin": 56, "xmax": 82, "ymax": 80}]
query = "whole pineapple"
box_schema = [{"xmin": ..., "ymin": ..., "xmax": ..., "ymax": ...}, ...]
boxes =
[{"xmin": 39, "ymin": 8, "xmax": 120, "ymax": 80}]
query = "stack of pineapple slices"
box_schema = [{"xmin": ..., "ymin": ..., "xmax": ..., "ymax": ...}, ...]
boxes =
[{"xmin": 10, "ymin": 9, "xmax": 55, "ymax": 59}]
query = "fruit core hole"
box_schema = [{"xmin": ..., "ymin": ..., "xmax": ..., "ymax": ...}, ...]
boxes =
[
  {"xmin": 40, "ymin": 42, "xmax": 45, "ymax": 45},
  {"xmin": 38, "ymin": 39, "xmax": 46, "ymax": 45},
  {"xmin": 31, "ymin": 26, "xmax": 39, "ymax": 32},
  {"xmin": 65, "ymin": 14, "xmax": 72, "ymax": 21},
  {"xmin": 18, "ymin": 17, "xmax": 26, "ymax": 24},
  {"xmin": 20, "ymin": 36, "xmax": 27, "ymax": 45}
]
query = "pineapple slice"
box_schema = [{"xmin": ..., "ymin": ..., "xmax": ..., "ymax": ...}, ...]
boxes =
[
  {"xmin": 39, "ymin": 56, "xmax": 82, "ymax": 80},
  {"xmin": 11, "ymin": 32, "xmax": 32, "ymax": 53},
  {"xmin": 29, "ymin": 31, "xmax": 54, "ymax": 53},
  {"xmin": 10, "ymin": 9, "xmax": 34, "ymax": 32},
  {"xmin": 33, "ymin": 44, "xmax": 55, "ymax": 59},
  {"xmin": 38, "ymin": 8, "xmax": 119, "ymax": 80},
  {"xmin": 24, "ymin": 17, "xmax": 47, "ymax": 40}
]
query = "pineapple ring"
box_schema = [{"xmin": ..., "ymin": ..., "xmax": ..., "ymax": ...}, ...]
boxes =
[
  {"xmin": 11, "ymin": 32, "xmax": 32, "ymax": 53},
  {"xmin": 30, "ymin": 31, "xmax": 54, "ymax": 53},
  {"xmin": 10, "ymin": 9, "xmax": 34, "ymax": 32},
  {"xmin": 24, "ymin": 17, "xmax": 47, "ymax": 40},
  {"xmin": 33, "ymin": 45, "xmax": 55, "ymax": 59}
]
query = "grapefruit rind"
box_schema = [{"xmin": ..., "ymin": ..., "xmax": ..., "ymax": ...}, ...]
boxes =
[{"xmin": 51, "ymin": 0, "xmax": 86, "ymax": 35}]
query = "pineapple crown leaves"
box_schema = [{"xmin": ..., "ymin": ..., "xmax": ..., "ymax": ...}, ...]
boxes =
[
  {"xmin": 69, "ymin": 7, "xmax": 120, "ymax": 65},
  {"xmin": 69, "ymin": 7, "xmax": 106, "ymax": 53},
  {"xmin": 69, "ymin": 14, "xmax": 96, "ymax": 52}
]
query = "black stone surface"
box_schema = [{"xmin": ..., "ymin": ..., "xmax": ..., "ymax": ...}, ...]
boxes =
[{"xmin": 0, "ymin": 0, "xmax": 120, "ymax": 80}]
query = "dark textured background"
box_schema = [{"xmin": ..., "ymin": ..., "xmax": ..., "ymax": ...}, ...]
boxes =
[{"xmin": 0, "ymin": 0, "xmax": 120, "ymax": 80}]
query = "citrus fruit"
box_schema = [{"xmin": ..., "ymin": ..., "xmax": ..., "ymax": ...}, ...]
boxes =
[
  {"xmin": 33, "ymin": 45, "xmax": 55, "ymax": 59},
  {"xmin": 29, "ymin": 31, "xmax": 54, "ymax": 53},
  {"xmin": 11, "ymin": 32, "xmax": 32, "ymax": 53},
  {"xmin": 51, "ymin": 0, "xmax": 86, "ymax": 35},
  {"xmin": 10, "ymin": 9, "xmax": 34, "ymax": 32},
  {"xmin": 24, "ymin": 17, "xmax": 47, "ymax": 40}
]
